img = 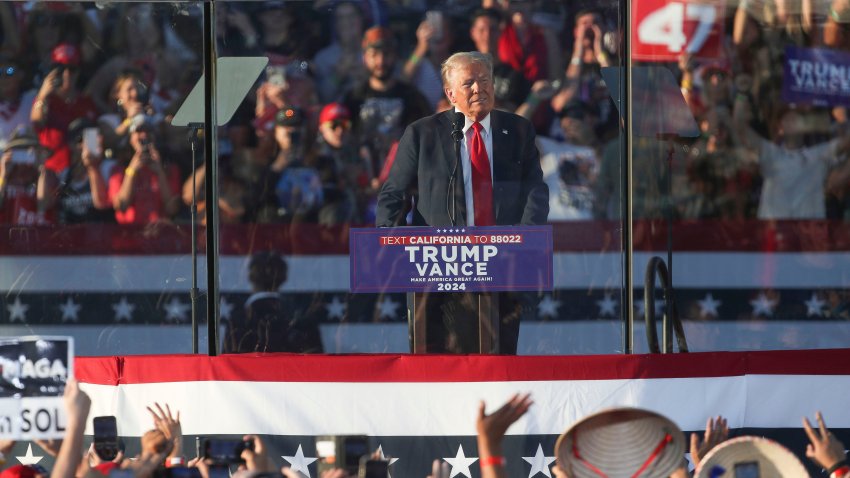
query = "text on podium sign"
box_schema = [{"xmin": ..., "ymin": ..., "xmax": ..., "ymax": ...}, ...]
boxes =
[{"xmin": 349, "ymin": 226, "xmax": 553, "ymax": 293}]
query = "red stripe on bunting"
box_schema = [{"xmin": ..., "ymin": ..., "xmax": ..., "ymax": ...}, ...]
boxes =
[{"xmin": 74, "ymin": 349, "xmax": 850, "ymax": 386}]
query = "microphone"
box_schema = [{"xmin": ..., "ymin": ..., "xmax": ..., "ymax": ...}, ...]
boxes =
[{"xmin": 451, "ymin": 111, "xmax": 464, "ymax": 142}]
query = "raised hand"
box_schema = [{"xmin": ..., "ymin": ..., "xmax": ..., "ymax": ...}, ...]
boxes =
[
  {"xmin": 147, "ymin": 402, "xmax": 182, "ymax": 457},
  {"xmin": 804, "ymin": 411, "xmax": 847, "ymax": 470},
  {"xmin": 690, "ymin": 415, "xmax": 729, "ymax": 467}
]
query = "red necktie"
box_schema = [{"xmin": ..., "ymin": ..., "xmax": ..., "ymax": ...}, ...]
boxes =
[{"xmin": 470, "ymin": 122, "xmax": 494, "ymax": 226}]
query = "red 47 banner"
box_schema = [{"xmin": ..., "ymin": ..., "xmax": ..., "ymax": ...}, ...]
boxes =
[{"xmin": 632, "ymin": 0, "xmax": 726, "ymax": 62}]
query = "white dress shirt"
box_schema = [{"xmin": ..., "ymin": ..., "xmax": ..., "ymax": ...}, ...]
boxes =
[{"xmin": 456, "ymin": 109, "xmax": 494, "ymax": 226}]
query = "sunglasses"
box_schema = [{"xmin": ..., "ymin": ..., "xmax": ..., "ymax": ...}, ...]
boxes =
[{"xmin": 325, "ymin": 119, "xmax": 350, "ymax": 130}]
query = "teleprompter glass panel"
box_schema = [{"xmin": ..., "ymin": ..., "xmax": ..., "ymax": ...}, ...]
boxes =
[
  {"xmin": 213, "ymin": 1, "xmax": 626, "ymax": 355},
  {"xmin": 0, "ymin": 1, "xmax": 208, "ymax": 355}
]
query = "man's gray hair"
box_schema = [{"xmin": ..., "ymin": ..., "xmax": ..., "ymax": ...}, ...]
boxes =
[{"xmin": 440, "ymin": 51, "xmax": 494, "ymax": 86}]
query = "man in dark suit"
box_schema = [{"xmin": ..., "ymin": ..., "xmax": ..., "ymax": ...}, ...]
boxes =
[{"xmin": 376, "ymin": 51, "xmax": 548, "ymax": 354}]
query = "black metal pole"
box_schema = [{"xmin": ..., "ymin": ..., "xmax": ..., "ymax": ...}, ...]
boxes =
[
  {"xmin": 189, "ymin": 128, "xmax": 200, "ymax": 354},
  {"xmin": 203, "ymin": 0, "xmax": 219, "ymax": 356},
  {"xmin": 620, "ymin": 0, "xmax": 633, "ymax": 354}
]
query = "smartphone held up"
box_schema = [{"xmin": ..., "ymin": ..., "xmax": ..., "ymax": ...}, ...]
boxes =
[{"xmin": 93, "ymin": 415, "xmax": 120, "ymax": 461}]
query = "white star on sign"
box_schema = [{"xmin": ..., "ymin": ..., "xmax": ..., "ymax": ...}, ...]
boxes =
[
  {"xmin": 596, "ymin": 293, "xmax": 617, "ymax": 317},
  {"xmin": 376, "ymin": 296, "xmax": 400, "ymax": 319},
  {"xmin": 58, "ymin": 297, "xmax": 81, "ymax": 323},
  {"xmin": 537, "ymin": 295, "xmax": 561, "ymax": 318},
  {"xmin": 7, "ymin": 297, "xmax": 29, "ymax": 323},
  {"xmin": 282, "ymin": 444, "xmax": 317, "ymax": 478},
  {"xmin": 522, "ymin": 444, "xmax": 556, "ymax": 477},
  {"xmin": 750, "ymin": 292, "xmax": 777, "ymax": 317},
  {"xmin": 220, "ymin": 296, "xmax": 234, "ymax": 320},
  {"xmin": 375, "ymin": 445, "xmax": 400, "ymax": 477},
  {"xmin": 443, "ymin": 444, "xmax": 478, "ymax": 478},
  {"xmin": 17, "ymin": 444, "xmax": 44, "ymax": 465},
  {"xmin": 325, "ymin": 296, "xmax": 346, "ymax": 320},
  {"xmin": 805, "ymin": 293, "xmax": 826, "ymax": 317},
  {"xmin": 112, "ymin": 296, "xmax": 135, "ymax": 323},
  {"xmin": 164, "ymin": 296, "xmax": 190, "ymax": 322},
  {"xmin": 697, "ymin": 293, "xmax": 721, "ymax": 318}
]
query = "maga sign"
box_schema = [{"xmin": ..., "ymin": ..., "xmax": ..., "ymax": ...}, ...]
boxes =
[
  {"xmin": 0, "ymin": 336, "xmax": 73, "ymax": 440},
  {"xmin": 350, "ymin": 226, "xmax": 553, "ymax": 293},
  {"xmin": 632, "ymin": 0, "xmax": 725, "ymax": 62}
]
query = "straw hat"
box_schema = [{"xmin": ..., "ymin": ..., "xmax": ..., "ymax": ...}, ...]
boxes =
[
  {"xmin": 695, "ymin": 436, "xmax": 809, "ymax": 478},
  {"xmin": 556, "ymin": 407, "xmax": 686, "ymax": 478}
]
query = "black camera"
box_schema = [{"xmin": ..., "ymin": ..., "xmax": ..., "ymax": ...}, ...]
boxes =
[
  {"xmin": 316, "ymin": 435, "xmax": 369, "ymax": 475},
  {"xmin": 203, "ymin": 439, "xmax": 254, "ymax": 465}
]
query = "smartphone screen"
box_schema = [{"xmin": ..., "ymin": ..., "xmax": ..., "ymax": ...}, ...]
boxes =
[
  {"xmin": 344, "ymin": 437, "xmax": 369, "ymax": 471},
  {"xmin": 359, "ymin": 459, "xmax": 388, "ymax": 478},
  {"xmin": 204, "ymin": 439, "xmax": 250, "ymax": 464},
  {"xmin": 83, "ymin": 128, "xmax": 102, "ymax": 156},
  {"xmin": 93, "ymin": 416, "xmax": 119, "ymax": 461},
  {"xmin": 734, "ymin": 462, "xmax": 760, "ymax": 478},
  {"xmin": 425, "ymin": 11, "xmax": 443, "ymax": 41}
]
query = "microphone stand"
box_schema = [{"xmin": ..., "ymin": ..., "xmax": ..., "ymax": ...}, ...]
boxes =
[
  {"xmin": 187, "ymin": 123, "xmax": 202, "ymax": 354},
  {"xmin": 448, "ymin": 114, "xmax": 464, "ymax": 226}
]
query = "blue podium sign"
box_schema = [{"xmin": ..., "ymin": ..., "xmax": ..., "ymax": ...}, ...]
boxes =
[{"xmin": 349, "ymin": 226, "xmax": 553, "ymax": 293}]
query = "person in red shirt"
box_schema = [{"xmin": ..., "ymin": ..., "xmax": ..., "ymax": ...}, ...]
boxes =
[
  {"xmin": 497, "ymin": 0, "xmax": 548, "ymax": 82},
  {"xmin": 31, "ymin": 43, "xmax": 99, "ymax": 173},
  {"xmin": 108, "ymin": 117, "xmax": 180, "ymax": 224},
  {"xmin": 0, "ymin": 129, "xmax": 57, "ymax": 225}
]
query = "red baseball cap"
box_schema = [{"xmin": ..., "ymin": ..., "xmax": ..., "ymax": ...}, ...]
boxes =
[
  {"xmin": 51, "ymin": 43, "xmax": 81, "ymax": 66},
  {"xmin": 362, "ymin": 26, "xmax": 395, "ymax": 51},
  {"xmin": 319, "ymin": 103, "xmax": 351, "ymax": 124}
]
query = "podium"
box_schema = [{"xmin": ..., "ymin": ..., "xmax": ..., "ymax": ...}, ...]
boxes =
[
  {"xmin": 349, "ymin": 225, "xmax": 553, "ymax": 355},
  {"xmin": 407, "ymin": 292, "xmax": 499, "ymax": 354}
]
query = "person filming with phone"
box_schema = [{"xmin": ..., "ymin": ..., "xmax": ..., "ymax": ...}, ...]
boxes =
[
  {"xmin": 0, "ymin": 128, "xmax": 57, "ymax": 225},
  {"xmin": 30, "ymin": 43, "xmax": 98, "ymax": 174},
  {"xmin": 108, "ymin": 116, "xmax": 180, "ymax": 225},
  {"xmin": 54, "ymin": 119, "xmax": 114, "ymax": 224}
]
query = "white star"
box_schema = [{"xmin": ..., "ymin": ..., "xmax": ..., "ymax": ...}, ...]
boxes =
[
  {"xmin": 697, "ymin": 293, "xmax": 721, "ymax": 318},
  {"xmin": 375, "ymin": 445, "xmax": 400, "ymax": 478},
  {"xmin": 596, "ymin": 293, "xmax": 617, "ymax": 317},
  {"xmin": 325, "ymin": 296, "xmax": 346, "ymax": 320},
  {"xmin": 443, "ymin": 445, "xmax": 478, "ymax": 478},
  {"xmin": 750, "ymin": 292, "xmax": 777, "ymax": 317},
  {"xmin": 17, "ymin": 444, "xmax": 44, "ymax": 465},
  {"xmin": 282, "ymin": 444, "xmax": 317, "ymax": 478},
  {"xmin": 112, "ymin": 297, "xmax": 135, "ymax": 323},
  {"xmin": 537, "ymin": 295, "xmax": 561, "ymax": 318},
  {"xmin": 522, "ymin": 444, "xmax": 556, "ymax": 478},
  {"xmin": 804, "ymin": 293, "xmax": 826, "ymax": 317},
  {"xmin": 220, "ymin": 296, "xmax": 234, "ymax": 320},
  {"xmin": 58, "ymin": 297, "xmax": 81, "ymax": 323},
  {"xmin": 461, "ymin": 228, "xmax": 466, "ymax": 233},
  {"xmin": 7, "ymin": 297, "xmax": 29, "ymax": 323},
  {"xmin": 376, "ymin": 296, "xmax": 400, "ymax": 319},
  {"xmin": 164, "ymin": 296, "xmax": 190, "ymax": 322}
]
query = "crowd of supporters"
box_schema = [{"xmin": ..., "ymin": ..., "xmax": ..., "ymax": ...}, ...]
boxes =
[
  {"xmin": 0, "ymin": 0, "xmax": 849, "ymax": 228},
  {"xmin": 0, "ymin": 381, "xmax": 848, "ymax": 477}
]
